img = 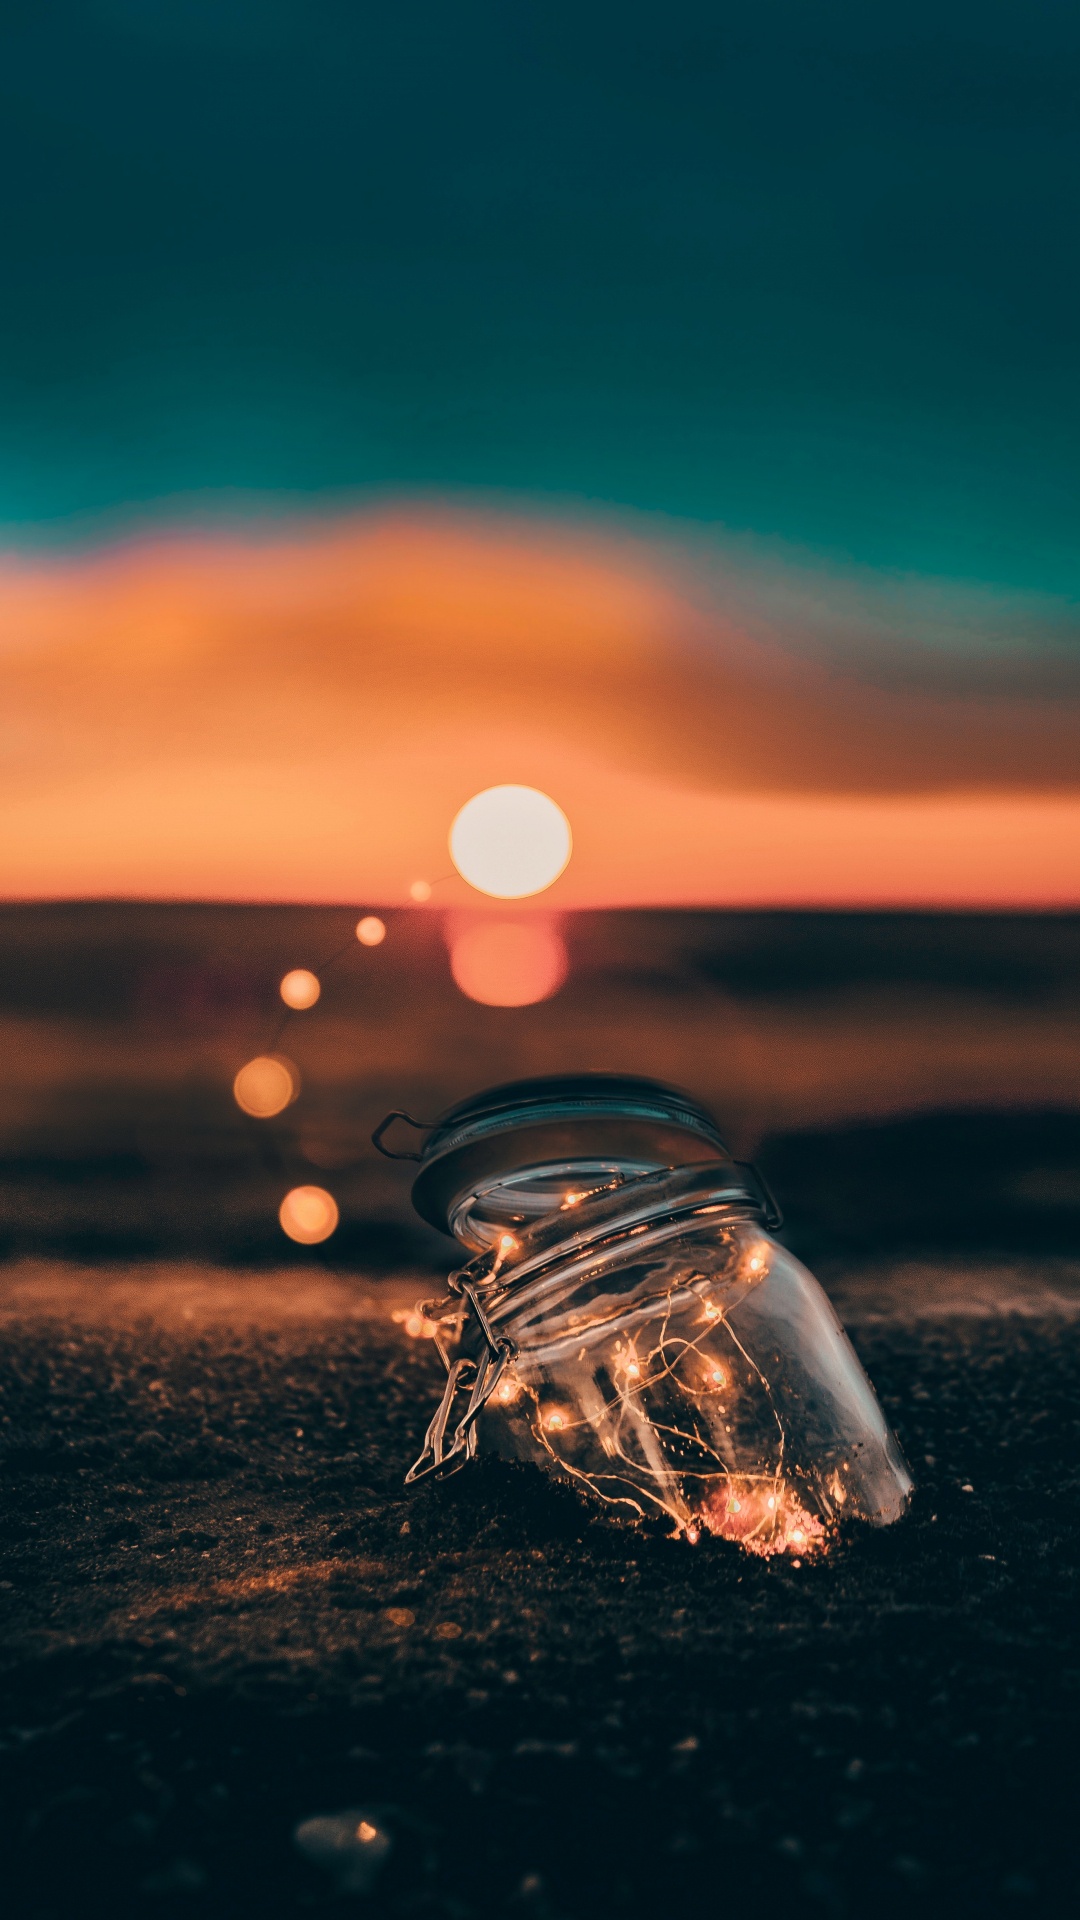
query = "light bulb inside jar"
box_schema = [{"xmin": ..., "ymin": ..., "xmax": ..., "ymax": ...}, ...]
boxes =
[{"xmin": 384, "ymin": 1074, "xmax": 913, "ymax": 1558}]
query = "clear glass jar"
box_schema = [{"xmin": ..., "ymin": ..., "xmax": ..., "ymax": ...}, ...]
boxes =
[{"xmin": 382, "ymin": 1076, "xmax": 913, "ymax": 1557}]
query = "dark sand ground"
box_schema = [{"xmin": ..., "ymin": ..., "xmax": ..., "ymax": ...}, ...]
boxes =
[
  {"xmin": 1, "ymin": 908, "xmax": 1079, "ymax": 1916},
  {"xmin": 3, "ymin": 1261, "xmax": 1080, "ymax": 1919}
]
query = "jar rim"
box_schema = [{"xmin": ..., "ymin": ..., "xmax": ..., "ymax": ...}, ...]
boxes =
[
  {"xmin": 409, "ymin": 1073, "xmax": 731, "ymax": 1236},
  {"xmin": 456, "ymin": 1161, "xmax": 766, "ymax": 1314}
]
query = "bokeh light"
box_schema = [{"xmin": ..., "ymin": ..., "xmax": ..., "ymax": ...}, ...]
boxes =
[
  {"xmin": 409, "ymin": 880, "xmax": 433, "ymax": 902},
  {"xmin": 450, "ymin": 785, "xmax": 572, "ymax": 898},
  {"xmin": 355, "ymin": 915, "xmax": 386, "ymax": 946},
  {"xmin": 392, "ymin": 1307, "xmax": 440, "ymax": 1340},
  {"xmin": 233, "ymin": 1054, "xmax": 300, "ymax": 1117},
  {"xmin": 280, "ymin": 967, "xmax": 320, "ymax": 1009},
  {"xmin": 279, "ymin": 1184, "xmax": 339, "ymax": 1244},
  {"xmin": 449, "ymin": 920, "xmax": 568, "ymax": 1006}
]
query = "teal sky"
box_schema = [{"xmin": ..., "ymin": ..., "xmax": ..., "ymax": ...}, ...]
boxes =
[{"xmin": 3, "ymin": 2, "xmax": 1080, "ymax": 600}]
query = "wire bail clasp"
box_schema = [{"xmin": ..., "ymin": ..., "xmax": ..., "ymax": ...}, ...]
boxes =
[
  {"xmin": 405, "ymin": 1276, "xmax": 517, "ymax": 1484},
  {"xmin": 371, "ymin": 1110, "xmax": 432, "ymax": 1161}
]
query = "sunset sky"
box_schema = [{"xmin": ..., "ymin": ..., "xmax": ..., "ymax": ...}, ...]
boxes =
[{"xmin": 2, "ymin": 3, "xmax": 1079, "ymax": 906}]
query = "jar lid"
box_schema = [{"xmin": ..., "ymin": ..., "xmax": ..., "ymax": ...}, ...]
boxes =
[{"xmin": 400, "ymin": 1072, "xmax": 738, "ymax": 1236}]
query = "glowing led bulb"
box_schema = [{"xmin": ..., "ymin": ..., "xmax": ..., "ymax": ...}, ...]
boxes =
[
  {"xmin": 709, "ymin": 1366, "xmax": 726, "ymax": 1387},
  {"xmin": 279, "ymin": 1185, "xmax": 339, "ymax": 1245},
  {"xmin": 626, "ymin": 1361, "xmax": 640, "ymax": 1380},
  {"xmin": 491, "ymin": 1231, "xmax": 519, "ymax": 1278},
  {"xmin": 233, "ymin": 1055, "xmax": 299, "ymax": 1118},
  {"xmin": 544, "ymin": 1409, "xmax": 566, "ymax": 1432},
  {"xmin": 280, "ymin": 968, "xmax": 320, "ymax": 1010},
  {"xmin": 743, "ymin": 1240, "xmax": 771, "ymax": 1279},
  {"xmin": 356, "ymin": 916, "xmax": 386, "ymax": 947},
  {"xmin": 410, "ymin": 880, "xmax": 432, "ymax": 903},
  {"xmin": 449, "ymin": 786, "xmax": 572, "ymax": 899},
  {"xmin": 357, "ymin": 1823, "xmax": 378, "ymax": 1845},
  {"xmin": 392, "ymin": 1308, "xmax": 438, "ymax": 1340}
]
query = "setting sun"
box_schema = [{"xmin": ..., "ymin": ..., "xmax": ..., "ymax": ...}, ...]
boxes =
[{"xmin": 449, "ymin": 786, "xmax": 573, "ymax": 899}]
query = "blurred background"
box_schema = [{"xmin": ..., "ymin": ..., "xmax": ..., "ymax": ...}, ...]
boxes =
[
  {"xmin": 1, "ymin": 903, "xmax": 1077, "ymax": 1276},
  {"xmin": 4, "ymin": 19, "xmax": 1080, "ymax": 1914},
  {"xmin": 1, "ymin": 2, "xmax": 1078, "ymax": 1273}
]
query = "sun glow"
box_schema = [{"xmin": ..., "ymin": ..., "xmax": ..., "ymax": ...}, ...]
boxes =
[
  {"xmin": 449, "ymin": 785, "xmax": 572, "ymax": 899},
  {"xmin": 449, "ymin": 919, "xmax": 568, "ymax": 1006}
]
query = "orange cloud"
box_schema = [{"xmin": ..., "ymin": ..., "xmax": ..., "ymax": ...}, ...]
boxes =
[{"xmin": 1, "ymin": 506, "xmax": 1078, "ymax": 906}]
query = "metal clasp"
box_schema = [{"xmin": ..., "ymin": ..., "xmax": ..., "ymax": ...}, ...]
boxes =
[
  {"xmin": 371, "ymin": 1110, "xmax": 433, "ymax": 1161},
  {"xmin": 404, "ymin": 1278, "xmax": 517, "ymax": 1484}
]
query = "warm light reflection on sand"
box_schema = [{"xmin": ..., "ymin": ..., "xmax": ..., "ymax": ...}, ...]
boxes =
[{"xmin": 699, "ymin": 1479, "xmax": 829, "ymax": 1558}]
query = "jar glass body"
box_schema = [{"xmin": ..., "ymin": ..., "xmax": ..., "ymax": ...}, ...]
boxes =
[{"xmin": 456, "ymin": 1165, "xmax": 912, "ymax": 1555}]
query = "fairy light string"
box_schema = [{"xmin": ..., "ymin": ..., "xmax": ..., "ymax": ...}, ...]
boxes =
[
  {"xmin": 405, "ymin": 1214, "xmax": 836, "ymax": 1558},
  {"xmin": 232, "ymin": 785, "xmax": 576, "ymax": 1235},
  {"xmin": 231, "ymin": 910, "xmax": 392, "ymax": 1242},
  {"xmin": 224, "ymin": 791, "xmax": 846, "ymax": 1557}
]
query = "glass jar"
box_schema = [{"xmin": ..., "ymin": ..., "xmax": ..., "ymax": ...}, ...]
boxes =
[{"xmin": 380, "ymin": 1075, "xmax": 912, "ymax": 1557}]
